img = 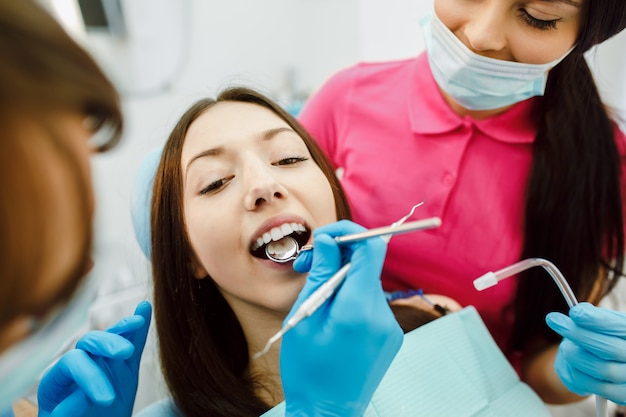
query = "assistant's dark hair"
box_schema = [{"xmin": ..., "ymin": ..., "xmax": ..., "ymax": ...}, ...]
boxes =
[
  {"xmin": 151, "ymin": 87, "xmax": 351, "ymax": 417},
  {"xmin": 511, "ymin": 1, "xmax": 626, "ymax": 353}
]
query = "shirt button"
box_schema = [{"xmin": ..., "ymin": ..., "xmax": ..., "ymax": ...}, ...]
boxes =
[{"xmin": 442, "ymin": 173, "xmax": 455, "ymax": 186}]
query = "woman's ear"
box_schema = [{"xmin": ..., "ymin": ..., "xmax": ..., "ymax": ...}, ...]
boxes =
[
  {"xmin": 191, "ymin": 263, "xmax": 208, "ymax": 279},
  {"xmin": 190, "ymin": 255, "xmax": 208, "ymax": 279}
]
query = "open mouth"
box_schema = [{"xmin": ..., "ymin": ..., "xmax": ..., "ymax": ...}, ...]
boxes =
[{"xmin": 250, "ymin": 222, "xmax": 311, "ymax": 260}]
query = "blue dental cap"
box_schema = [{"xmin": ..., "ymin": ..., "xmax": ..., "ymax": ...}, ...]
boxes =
[{"xmin": 131, "ymin": 147, "xmax": 163, "ymax": 259}]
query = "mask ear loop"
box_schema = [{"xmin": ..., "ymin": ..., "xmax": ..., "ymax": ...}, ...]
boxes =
[{"xmin": 473, "ymin": 258, "xmax": 607, "ymax": 417}]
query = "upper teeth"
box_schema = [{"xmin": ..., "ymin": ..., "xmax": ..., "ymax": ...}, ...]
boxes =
[{"xmin": 251, "ymin": 222, "xmax": 306, "ymax": 251}]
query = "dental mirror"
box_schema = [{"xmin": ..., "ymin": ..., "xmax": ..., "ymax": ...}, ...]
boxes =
[{"xmin": 265, "ymin": 236, "xmax": 300, "ymax": 263}]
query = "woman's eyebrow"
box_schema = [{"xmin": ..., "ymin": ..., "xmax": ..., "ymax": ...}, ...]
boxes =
[
  {"xmin": 186, "ymin": 127, "xmax": 297, "ymax": 171},
  {"xmin": 540, "ymin": 0, "xmax": 581, "ymax": 7},
  {"xmin": 262, "ymin": 127, "xmax": 296, "ymax": 141},
  {"xmin": 186, "ymin": 146, "xmax": 224, "ymax": 172}
]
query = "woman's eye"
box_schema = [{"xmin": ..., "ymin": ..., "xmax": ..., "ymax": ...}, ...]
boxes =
[
  {"xmin": 519, "ymin": 9, "xmax": 559, "ymax": 30},
  {"xmin": 275, "ymin": 156, "xmax": 309, "ymax": 166},
  {"xmin": 199, "ymin": 176, "xmax": 233, "ymax": 195}
]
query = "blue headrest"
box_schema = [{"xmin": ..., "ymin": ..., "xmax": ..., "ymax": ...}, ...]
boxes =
[{"xmin": 130, "ymin": 147, "xmax": 163, "ymax": 259}]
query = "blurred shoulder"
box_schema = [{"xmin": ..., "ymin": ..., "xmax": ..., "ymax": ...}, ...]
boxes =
[{"xmin": 135, "ymin": 397, "xmax": 181, "ymax": 417}]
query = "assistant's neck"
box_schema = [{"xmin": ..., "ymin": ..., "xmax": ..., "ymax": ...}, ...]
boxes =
[{"xmin": 439, "ymin": 87, "xmax": 514, "ymax": 120}]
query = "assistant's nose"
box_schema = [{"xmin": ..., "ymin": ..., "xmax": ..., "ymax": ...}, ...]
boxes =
[
  {"xmin": 461, "ymin": 6, "xmax": 508, "ymax": 55},
  {"xmin": 242, "ymin": 160, "xmax": 289, "ymax": 211}
]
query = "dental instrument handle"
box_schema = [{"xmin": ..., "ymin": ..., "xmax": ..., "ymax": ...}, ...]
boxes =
[
  {"xmin": 269, "ymin": 217, "xmax": 441, "ymax": 263},
  {"xmin": 285, "ymin": 263, "xmax": 352, "ymax": 328},
  {"xmin": 252, "ymin": 263, "xmax": 351, "ymax": 360},
  {"xmin": 334, "ymin": 217, "xmax": 441, "ymax": 245},
  {"xmin": 473, "ymin": 257, "xmax": 607, "ymax": 417}
]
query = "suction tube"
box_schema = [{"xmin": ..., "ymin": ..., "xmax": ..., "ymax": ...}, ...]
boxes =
[{"xmin": 473, "ymin": 258, "xmax": 607, "ymax": 417}]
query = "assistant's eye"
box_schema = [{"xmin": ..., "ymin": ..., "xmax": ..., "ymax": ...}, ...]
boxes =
[
  {"xmin": 519, "ymin": 9, "xmax": 559, "ymax": 30},
  {"xmin": 199, "ymin": 176, "xmax": 234, "ymax": 195},
  {"xmin": 275, "ymin": 156, "xmax": 309, "ymax": 166}
]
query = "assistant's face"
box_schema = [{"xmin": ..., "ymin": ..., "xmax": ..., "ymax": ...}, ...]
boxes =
[
  {"xmin": 181, "ymin": 102, "xmax": 337, "ymax": 315},
  {"xmin": 34, "ymin": 113, "xmax": 93, "ymax": 305},
  {"xmin": 435, "ymin": 0, "xmax": 581, "ymax": 64},
  {"xmin": 0, "ymin": 113, "xmax": 93, "ymax": 353}
]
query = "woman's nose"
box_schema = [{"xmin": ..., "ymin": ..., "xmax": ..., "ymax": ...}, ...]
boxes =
[
  {"xmin": 461, "ymin": 6, "xmax": 508, "ymax": 54},
  {"xmin": 242, "ymin": 162, "xmax": 289, "ymax": 210}
]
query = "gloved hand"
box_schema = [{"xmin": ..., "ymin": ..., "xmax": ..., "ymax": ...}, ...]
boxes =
[
  {"xmin": 546, "ymin": 302, "xmax": 626, "ymax": 405},
  {"xmin": 281, "ymin": 220, "xmax": 403, "ymax": 417},
  {"xmin": 37, "ymin": 301, "xmax": 152, "ymax": 417}
]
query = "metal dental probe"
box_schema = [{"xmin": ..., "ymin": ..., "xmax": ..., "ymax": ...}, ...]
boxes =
[
  {"xmin": 265, "ymin": 202, "xmax": 427, "ymax": 263},
  {"xmin": 265, "ymin": 218, "xmax": 442, "ymax": 263}
]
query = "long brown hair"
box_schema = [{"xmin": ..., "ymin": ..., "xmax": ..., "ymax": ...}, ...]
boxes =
[
  {"xmin": 151, "ymin": 87, "xmax": 351, "ymax": 416},
  {"xmin": 0, "ymin": 0, "xmax": 122, "ymax": 328},
  {"xmin": 511, "ymin": 0, "xmax": 626, "ymax": 352}
]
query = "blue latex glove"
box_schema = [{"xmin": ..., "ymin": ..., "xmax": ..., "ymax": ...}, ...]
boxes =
[
  {"xmin": 37, "ymin": 301, "xmax": 152, "ymax": 417},
  {"xmin": 281, "ymin": 220, "xmax": 403, "ymax": 417},
  {"xmin": 546, "ymin": 302, "xmax": 626, "ymax": 404}
]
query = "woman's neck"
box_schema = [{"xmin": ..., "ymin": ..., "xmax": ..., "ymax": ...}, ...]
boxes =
[{"xmin": 228, "ymin": 300, "xmax": 286, "ymax": 405}]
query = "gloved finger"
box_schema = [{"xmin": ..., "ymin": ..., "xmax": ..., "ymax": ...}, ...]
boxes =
[
  {"xmin": 75, "ymin": 331, "xmax": 134, "ymax": 360},
  {"xmin": 329, "ymin": 238, "xmax": 386, "ymax": 319},
  {"xmin": 569, "ymin": 302, "xmax": 626, "ymax": 337},
  {"xmin": 292, "ymin": 247, "xmax": 313, "ymax": 273},
  {"xmin": 555, "ymin": 342, "xmax": 626, "ymax": 403},
  {"xmin": 559, "ymin": 338, "xmax": 626, "ymax": 384},
  {"xmin": 305, "ymin": 233, "xmax": 342, "ymax": 286},
  {"xmin": 105, "ymin": 314, "xmax": 145, "ymax": 334},
  {"xmin": 330, "ymin": 238, "xmax": 396, "ymax": 335},
  {"xmin": 293, "ymin": 220, "xmax": 364, "ymax": 273},
  {"xmin": 285, "ymin": 233, "xmax": 341, "ymax": 324},
  {"xmin": 547, "ymin": 312, "xmax": 626, "ymax": 362},
  {"xmin": 314, "ymin": 220, "xmax": 367, "ymax": 259},
  {"xmin": 126, "ymin": 301, "xmax": 153, "ymax": 368},
  {"xmin": 40, "ymin": 350, "xmax": 114, "ymax": 404},
  {"xmin": 554, "ymin": 346, "xmax": 595, "ymax": 396},
  {"xmin": 340, "ymin": 236, "xmax": 386, "ymax": 295},
  {"xmin": 47, "ymin": 390, "xmax": 91, "ymax": 417}
]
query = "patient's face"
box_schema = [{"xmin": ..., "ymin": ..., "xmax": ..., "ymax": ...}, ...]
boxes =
[{"xmin": 181, "ymin": 102, "xmax": 337, "ymax": 316}]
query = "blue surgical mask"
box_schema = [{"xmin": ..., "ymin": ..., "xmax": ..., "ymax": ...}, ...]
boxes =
[
  {"xmin": 0, "ymin": 272, "xmax": 98, "ymax": 411},
  {"xmin": 420, "ymin": 12, "xmax": 573, "ymax": 110}
]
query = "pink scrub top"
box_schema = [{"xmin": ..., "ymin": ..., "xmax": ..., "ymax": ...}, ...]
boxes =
[{"xmin": 298, "ymin": 52, "xmax": 626, "ymax": 357}]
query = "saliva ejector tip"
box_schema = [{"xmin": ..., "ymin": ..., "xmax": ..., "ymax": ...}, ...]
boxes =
[{"xmin": 473, "ymin": 272, "xmax": 498, "ymax": 291}]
